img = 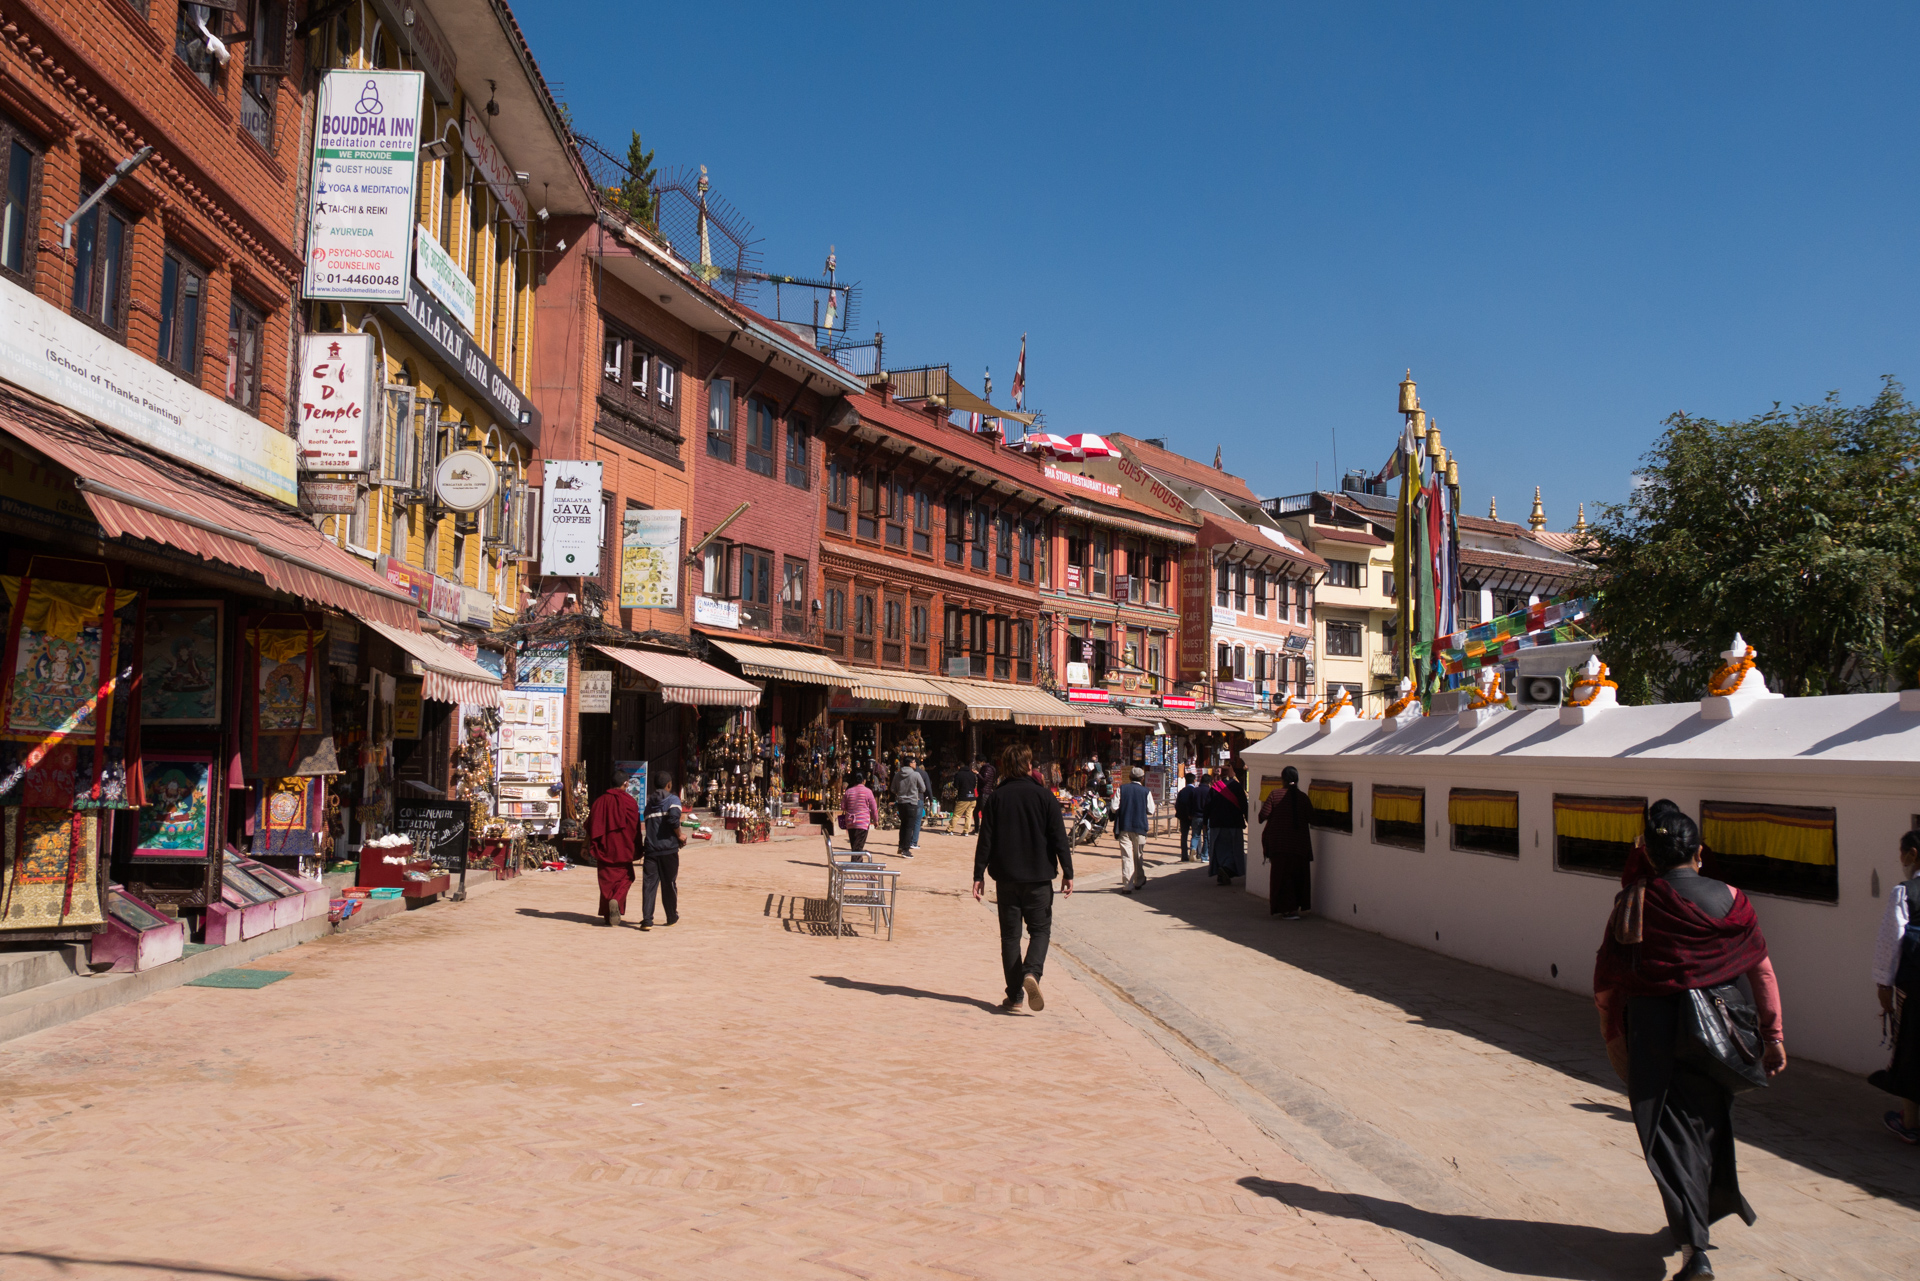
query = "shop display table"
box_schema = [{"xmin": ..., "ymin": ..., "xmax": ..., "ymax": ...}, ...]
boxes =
[
  {"xmin": 357, "ymin": 841, "xmax": 451, "ymax": 902},
  {"xmin": 90, "ymin": 888, "xmax": 187, "ymax": 973}
]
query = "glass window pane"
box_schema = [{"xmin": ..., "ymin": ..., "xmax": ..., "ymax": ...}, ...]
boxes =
[
  {"xmin": 3, "ymin": 141, "xmax": 31, "ymax": 273},
  {"xmin": 159, "ymin": 256, "xmax": 178, "ymax": 363}
]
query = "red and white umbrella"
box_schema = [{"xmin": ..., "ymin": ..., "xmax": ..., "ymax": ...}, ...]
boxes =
[
  {"xmin": 1063, "ymin": 433, "xmax": 1118, "ymax": 459},
  {"xmin": 1025, "ymin": 433, "xmax": 1074, "ymax": 455}
]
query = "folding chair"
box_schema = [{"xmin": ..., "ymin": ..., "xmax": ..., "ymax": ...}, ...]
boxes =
[{"xmin": 833, "ymin": 863, "xmax": 899, "ymax": 940}]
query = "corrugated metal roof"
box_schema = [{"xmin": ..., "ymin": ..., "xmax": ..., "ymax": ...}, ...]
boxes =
[
  {"xmin": 0, "ymin": 388, "xmax": 416, "ymax": 629},
  {"xmin": 706, "ymin": 639, "xmax": 855, "ymax": 686}
]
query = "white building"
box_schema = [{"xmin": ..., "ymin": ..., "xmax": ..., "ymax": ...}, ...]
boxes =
[{"xmin": 1243, "ymin": 662, "xmax": 1915, "ymax": 1075}]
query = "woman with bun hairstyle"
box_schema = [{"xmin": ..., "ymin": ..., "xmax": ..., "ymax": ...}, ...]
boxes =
[{"xmin": 1594, "ymin": 810, "xmax": 1787, "ymax": 1280}]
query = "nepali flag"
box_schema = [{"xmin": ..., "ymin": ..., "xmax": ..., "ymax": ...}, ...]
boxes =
[{"xmin": 1011, "ymin": 333, "xmax": 1027, "ymax": 410}]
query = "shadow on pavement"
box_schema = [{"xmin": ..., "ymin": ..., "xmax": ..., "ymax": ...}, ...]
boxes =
[
  {"xmin": 514, "ymin": 907, "xmax": 606, "ymax": 927},
  {"xmin": 1237, "ymin": 1177, "xmax": 1670, "ymax": 1279},
  {"xmin": 1119, "ymin": 852, "xmax": 1920, "ymax": 1215},
  {"xmin": 0, "ymin": 1250, "xmax": 335, "ymax": 1280},
  {"xmin": 813, "ymin": 975, "xmax": 1004, "ymax": 1014}
]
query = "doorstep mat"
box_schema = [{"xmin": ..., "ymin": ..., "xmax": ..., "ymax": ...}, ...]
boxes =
[
  {"xmin": 181, "ymin": 942, "xmax": 219, "ymax": 956},
  {"xmin": 186, "ymin": 969, "xmax": 291, "ymax": 989}
]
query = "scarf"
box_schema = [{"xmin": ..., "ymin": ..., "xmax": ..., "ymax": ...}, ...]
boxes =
[{"xmin": 1593, "ymin": 875, "xmax": 1768, "ymax": 998}]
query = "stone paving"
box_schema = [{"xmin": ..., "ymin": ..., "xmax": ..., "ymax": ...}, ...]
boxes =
[{"xmin": 0, "ymin": 825, "xmax": 1913, "ymax": 1280}]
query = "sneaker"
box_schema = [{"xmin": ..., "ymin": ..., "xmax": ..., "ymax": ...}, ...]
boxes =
[
  {"xmin": 661, "ymin": 918, "xmax": 679, "ymax": 927},
  {"xmin": 1886, "ymin": 1111, "xmax": 1920, "ymax": 1144},
  {"xmin": 1023, "ymin": 974, "xmax": 1045, "ymax": 1012},
  {"xmin": 638, "ymin": 921, "xmax": 652, "ymax": 932},
  {"xmin": 999, "ymin": 995, "xmax": 1025, "ymax": 1013}
]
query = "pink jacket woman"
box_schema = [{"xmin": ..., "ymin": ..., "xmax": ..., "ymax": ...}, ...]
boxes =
[{"xmin": 839, "ymin": 780, "xmax": 879, "ymax": 852}]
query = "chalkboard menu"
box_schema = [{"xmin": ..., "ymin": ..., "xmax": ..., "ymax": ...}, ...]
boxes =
[{"xmin": 394, "ymin": 800, "xmax": 470, "ymax": 873}]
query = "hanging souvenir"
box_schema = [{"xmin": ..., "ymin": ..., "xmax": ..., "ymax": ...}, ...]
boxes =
[
  {"xmin": 0, "ymin": 807, "xmax": 104, "ymax": 929},
  {"xmin": 254, "ymin": 775, "xmax": 325, "ymax": 857},
  {"xmin": 0, "ymin": 574, "xmax": 143, "ymax": 810},
  {"xmin": 240, "ymin": 614, "xmax": 337, "ymax": 776}
]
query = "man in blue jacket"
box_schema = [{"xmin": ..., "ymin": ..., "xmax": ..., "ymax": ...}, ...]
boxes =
[
  {"xmin": 1174, "ymin": 772, "xmax": 1203, "ymax": 863},
  {"xmin": 1111, "ymin": 767, "xmax": 1156, "ymax": 893},
  {"xmin": 972, "ymin": 743, "xmax": 1073, "ymax": 1013}
]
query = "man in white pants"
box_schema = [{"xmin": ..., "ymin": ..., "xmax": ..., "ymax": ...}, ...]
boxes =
[{"xmin": 1110, "ymin": 766, "xmax": 1155, "ymax": 894}]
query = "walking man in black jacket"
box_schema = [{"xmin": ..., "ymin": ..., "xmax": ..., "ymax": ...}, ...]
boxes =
[{"xmin": 972, "ymin": 743, "xmax": 1074, "ymax": 1013}]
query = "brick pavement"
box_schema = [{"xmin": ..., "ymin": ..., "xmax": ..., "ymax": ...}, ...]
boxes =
[{"xmin": 0, "ymin": 830, "xmax": 1431, "ymax": 1281}]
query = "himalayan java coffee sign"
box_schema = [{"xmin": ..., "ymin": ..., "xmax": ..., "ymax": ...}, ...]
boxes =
[
  {"xmin": 296, "ymin": 332, "xmax": 376, "ymax": 472},
  {"xmin": 304, "ymin": 70, "xmax": 425, "ymax": 303},
  {"xmin": 433, "ymin": 449, "xmax": 498, "ymax": 512},
  {"xmin": 540, "ymin": 460, "xmax": 603, "ymax": 576}
]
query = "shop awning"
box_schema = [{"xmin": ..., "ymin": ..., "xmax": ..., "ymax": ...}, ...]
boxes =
[
  {"xmin": 923, "ymin": 677, "xmax": 1017, "ymax": 721},
  {"xmin": 705, "ymin": 639, "xmax": 855, "ymax": 687},
  {"xmin": 594, "ymin": 645, "xmax": 762, "ymax": 707},
  {"xmin": 1225, "ymin": 717, "xmax": 1277, "ymax": 738},
  {"xmin": 367, "ymin": 620, "xmax": 501, "ymax": 707},
  {"xmin": 0, "ymin": 388, "xmax": 417, "ymax": 629},
  {"xmin": 841, "ymin": 671, "xmax": 950, "ymax": 707},
  {"xmin": 994, "ymin": 683, "xmax": 1086, "ymax": 728},
  {"xmin": 1079, "ymin": 705, "xmax": 1152, "ymax": 729},
  {"xmin": 1164, "ymin": 712, "xmax": 1239, "ymax": 733}
]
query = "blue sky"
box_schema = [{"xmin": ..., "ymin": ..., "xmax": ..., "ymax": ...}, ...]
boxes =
[{"xmin": 520, "ymin": 1, "xmax": 1919, "ymax": 525}]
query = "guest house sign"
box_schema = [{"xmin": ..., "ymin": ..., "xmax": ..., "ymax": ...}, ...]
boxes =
[{"xmin": 304, "ymin": 70, "xmax": 425, "ymax": 304}]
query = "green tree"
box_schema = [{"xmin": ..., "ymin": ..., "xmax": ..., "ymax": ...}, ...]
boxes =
[
  {"xmin": 1588, "ymin": 378, "xmax": 1920, "ymax": 702},
  {"xmin": 609, "ymin": 130, "xmax": 657, "ymax": 229}
]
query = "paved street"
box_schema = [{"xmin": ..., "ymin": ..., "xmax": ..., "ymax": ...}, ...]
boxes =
[{"xmin": 1, "ymin": 828, "xmax": 1915, "ymax": 1280}]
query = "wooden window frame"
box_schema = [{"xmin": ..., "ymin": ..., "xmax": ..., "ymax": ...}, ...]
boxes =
[
  {"xmin": 745, "ymin": 397, "xmax": 777, "ymax": 478},
  {"xmin": 225, "ymin": 291, "xmax": 267, "ymax": 416},
  {"xmin": 157, "ymin": 245, "xmax": 207, "ymax": 380},
  {"xmin": 1, "ymin": 117, "xmax": 44, "ymax": 287}
]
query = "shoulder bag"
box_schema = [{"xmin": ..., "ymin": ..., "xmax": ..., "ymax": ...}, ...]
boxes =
[{"xmin": 1675, "ymin": 980, "xmax": 1769, "ymax": 1094}]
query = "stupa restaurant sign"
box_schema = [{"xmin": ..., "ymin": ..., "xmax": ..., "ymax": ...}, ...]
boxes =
[
  {"xmin": 304, "ymin": 70, "xmax": 425, "ymax": 304},
  {"xmin": 296, "ymin": 333, "xmax": 375, "ymax": 472}
]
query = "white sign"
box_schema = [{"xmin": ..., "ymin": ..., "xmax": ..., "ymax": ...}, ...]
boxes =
[
  {"xmin": 413, "ymin": 225, "xmax": 475, "ymax": 334},
  {"xmin": 694, "ymin": 596, "xmax": 739, "ymax": 629},
  {"xmin": 540, "ymin": 460, "xmax": 603, "ymax": 576},
  {"xmin": 305, "ymin": 70, "xmax": 425, "ymax": 302},
  {"xmin": 1213, "ymin": 606, "xmax": 1237, "ymax": 629},
  {"xmin": 461, "ymin": 100, "xmax": 529, "ymax": 229},
  {"xmin": 434, "ymin": 448, "xmax": 498, "ymax": 512},
  {"xmin": 296, "ymin": 332, "xmax": 375, "ymax": 471},
  {"xmin": 0, "ymin": 276, "xmax": 297, "ymax": 504},
  {"xmin": 1065, "ymin": 661, "xmax": 1091, "ymax": 686},
  {"xmin": 620, "ymin": 509, "xmax": 681, "ymax": 609},
  {"xmin": 301, "ymin": 480, "xmax": 360, "ymax": 514},
  {"xmin": 578, "ymin": 670, "xmax": 613, "ymax": 714},
  {"xmin": 460, "ymin": 585, "xmax": 494, "ymax": 627}
]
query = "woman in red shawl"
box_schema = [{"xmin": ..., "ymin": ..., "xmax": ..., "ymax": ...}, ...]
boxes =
[
  {"xmin": 587, "ymin": 770, "xmax": 641, "ymax": 927},
  {"xmin": 1594, "ymin": 810, "xmax": 1786, "ymax": 1280}
]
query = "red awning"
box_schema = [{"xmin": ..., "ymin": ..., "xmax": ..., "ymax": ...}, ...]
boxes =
[{"xmin": 0, "ymin": 389, "xmax": 416, "ymax": 629}]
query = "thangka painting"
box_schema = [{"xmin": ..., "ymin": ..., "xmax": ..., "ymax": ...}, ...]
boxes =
[
  {"xmin": 0, "ymin": 577, "xmax": 143, "ymax": 811},
  {"xmin": 141, "ymin": 601, "xmax": 222, "ymax": 725},
  {"xmin": 133, "ymin": 753, "xmax": 214, "ymax": 860},
  {"xmin": 240, "ymin": 616, "xmax": 336, "ymax": 777},
  {"xmin": 254, "ymin": 775, "xmax": 324, "ymax": 857},
  {"xmin": 0, "ymin": 807, "xmax": 104, "ymax": 930}
]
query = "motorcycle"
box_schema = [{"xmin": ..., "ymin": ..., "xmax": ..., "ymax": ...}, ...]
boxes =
[{"xmin": 1069, "ymin": 794, "xmax": 1110, "ymax": 847}]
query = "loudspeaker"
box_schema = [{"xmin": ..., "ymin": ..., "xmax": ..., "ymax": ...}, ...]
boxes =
[{"xmin": 1515, "ymin": 674, "xmax": 1564, "ymax": 708}]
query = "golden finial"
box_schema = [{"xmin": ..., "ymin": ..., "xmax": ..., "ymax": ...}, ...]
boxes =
[
  {"xmin": 1573, "ymin": 502, "xmax": 1588, "ymax": 534},
  {"xmin": 1489, "ymin": 496, "xmax": 1498, "ymax": 519},
  {"xmin": 1528, "ymin": 486, "xmax": 1546, "ymax": 531}
]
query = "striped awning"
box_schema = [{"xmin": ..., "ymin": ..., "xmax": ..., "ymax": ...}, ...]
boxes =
[
  {"xmin": 366, "ymin": 620, "xmax": 501, "ymax": 707},
  {"xmin": 594, "ymin": 645, "xmax": 762, "ymax": 707},
  {"xmin": 1078, "ymin": 705, "xmax": 1151, "ymax": 729},
  {"xmin": 994, "ymin": 683, "xmax": 1085, "ymax": 728},
  {"xmin": 1164, "ymin": 712, "xmax": 1238, "ymax": 734},
  {"xmin": 923, "ymin": 678, "xmax": 1016, "ymax": 721},
  {"xmin": 0, "ymin": 387, "xmax": 416, "ymax": 628},
  {"xmin": 706, "ymin": 639, "xmax": 855, "ymax": 687},
  {"xmin": 1225, "ymin": 717, "xmax": 1276, "ymax": 737},
  {"xmin": 841, "ymin": 671, "xmax": 950, "ymax": 707}
]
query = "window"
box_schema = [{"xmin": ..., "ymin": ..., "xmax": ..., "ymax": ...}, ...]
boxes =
[
  {"xmin": 175, "ymin": 4, "xmax": 225, "ymax": 90},
  {"xmin": 885, "ymin": 477, "xmax": 907, "ymax": 547},
  {"xmin": 1372, "ymin": 785, "xmax": 1425, "ymax": 851},
  {"xmin": 1216, "ymin": 557, "xmax": 1231, "ymax": 609},
  {"xmin": 781, "ymin": 559, "xmax": 808, "ymax": 633},
  {"xmin": 1699, "ymin": 800, "xmax": 1838, "ymax": 902},
  {"xmin": 1326, "ymin": 680, "xmax": 1362, "ymax": 706},
  {"xmin": 1494, "ymin": 591, "xmax": 1528, "ymax": 620},
  {"xmin": 1253, "ymin": 650, "xmax": 1267, "ymax": 686},
  {"xmin": 1, "ymin": 121, "xmax": 41, "ymax": 284},
  {"xmin": 1018, "ymin": 522, "xmax": 1036, "ymax": 582},
  {"xmin": 241, "ymin": 72, "xmax": 277, "ymax": 151},
  {"xmin": 1382, "ymin": 570, "xmax": 1397, "ymax": 600},
  {"xmin": 1324, "ymin": 619, "xmax": 1362, "ymax": 657},
  {"xmin": 1016, "ymin": 619, "xmax": 1033, "ymax": 681},
  {"xmin": 971, "ymin": 505, "xmax": 989, "ymax": 571},
  {"xmin": 1233, "ymin": 646, "xmax": 1246, "ymax": 680},
  {"xmin": 910, "ymin": 602, "xmax": 929, "ymax": 668},
  {"xmin": 1451, "ymin": 788, "xmax": 1520, "ymax": 858},
  {"xmin": 1233, "ymin": 565, "xmax": 1248, "ymax": 611},
  {"xmin": 1091, "ymin": 532, "xmax": 1109, "ymax": 597},
  {"xmin": 823, "ymin": 582, "xmax": 847, "ymax": 655},
  {"xmin": 701, "ymin": 542, "xmax": 729, "ymax": 597},
  {"xmin": 857, "ymin": 469, "xmax": 879, "ymax": 540},
  {"xmin": 1145, "ymin": 631, "xmax": 1163, "ymax": 683},
  {"xmin": 995, "ymin": 513, "xmax": 1012, "ymax": 576},
  {"xmin": 1149, "ymin": 552, "xmax": 1168, "ymax": 605},
  {"xmin": 883, "ymin": 594, "xmax": 904, "ymax": 664},
  {"xmin": 992, "ymin": 615, "xmax": 1011, "ymax": 680},
  {"xmin": 738, "ymin": 548, "xmax": 772, "ymax": 605},
  {"xmin": 1124, "ymin": 626, "xmax": 1143, "ymax": 669},
  {"xmin": 826, "ymin": 460, "xmax": 850, "ymax": 533},
  {"xmin": 945, "ymin": 498, "xmax": 965, "ymax": 564},
  {"xmin": 853, "ymin": 589, "xmax": 875, "ymax": 661},
  {"xmin": 912, "ymin": 489, "xmax": 932, "ymax": 554},
  {"xmin": 1307, "ymin": 779, "xmax": 1352, "ymax": 833},
  {"xmin": 706, "ymin": 379, "xmax": 734, "ymax": 462},
  {"xmin": 786, "ymin": 415, "xmax": 810, "ymax": 488},
  {"xmin": 71, "ymin": 199, "xmax": 131, "ymax": 335},
  {"xmin": 1296, "ymin": 582, "xmax": 1310, "ymax": 623},
  {"xmin": 1553, "ymin": 795, "xmax": 1646, "ymax": 878},
  {"xmin": 1254, "ymin": 570, "xmax": 1268, "ymax": 616},
  {"xmin": 1066, "ymin": 530, "xmax": 1088, "ymax": 591},
  {"xmin": 1324, "ymin": 559, "xmax": 1365, "ymax": 589},
  {"xmin": 745, "ymin": 399, "xmax": 776, "ymax": 477},
  {"xmin": 157, "ymin": 248, "xmax": 205, "ymax": 377},
  {"xmin": 1460, "ymin": 586, "xmax": 1484, "ymax": 626},
  {"xmin": 656, "ymin": 358, "xmax": 678, "ymax": 409},
  {"xmin": 225, "ymin": 294, "xmax": 265, "ymax": 414}
]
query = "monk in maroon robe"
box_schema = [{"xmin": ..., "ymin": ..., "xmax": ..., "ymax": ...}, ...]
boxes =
[{"xmin": 588, "ymin": 779, "xmax": 640, "ymax": 927}]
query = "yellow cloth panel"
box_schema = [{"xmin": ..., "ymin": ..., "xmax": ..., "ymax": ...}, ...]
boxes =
[
  {"xmin": 1554, "ymin": 802, "xmax": 1641, "ymax": 844},
  {"xmin": 1373, "ymin": 791, "xmax": 1424, "ymax": 825},
  {"xmin": 1450, "ymin": 793, "xmax": 1518, "ymax": 828},
  {"xmin": 1308, "ymin": 784, "xmax": 1350, "ymax": 813},
  {"xmin": 1702, "ymin": 814, "xmax": 1836, "ymax": 867},
  {"xmin": 253, "ymin": 628, "xmax": 319, "ymax": 663},
  {"xmin": 0, "ymin": 576, "xmax": 109, "ymax": 640}
]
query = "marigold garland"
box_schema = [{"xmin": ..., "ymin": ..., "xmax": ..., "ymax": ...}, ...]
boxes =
[
  {"xmin": 1565, "ymin": 661, "xmax": 1619, "ymax": 708},
  {"xmin": 1465, "ymin": 672, "xmax": 1507, "ymax": 710},
  {"xmin": 1319, "ymin": 689, "xmax": 1354, "ymax": 723},
  {"xmin": 1706, "ymin": 647, "xmax": 1757, "ymax": 697},
  {"xmin": 1383, "ymin": 687, "xmax": 1421, "ymax": 718}
]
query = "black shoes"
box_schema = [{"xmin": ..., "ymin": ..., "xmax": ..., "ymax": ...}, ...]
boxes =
[
  {"xmin": 638, "ymin": 921, "xmax": 652, "ymax": 931},
  {"xmin": 1672, "ymin": 1248, "xmax": 1714, "ymax": 1280}
]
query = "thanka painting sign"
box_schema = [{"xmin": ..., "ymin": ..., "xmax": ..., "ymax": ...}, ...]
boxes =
[{"xmin": 304, "ymin": 70, "xmax": 425, "ymax": 303}]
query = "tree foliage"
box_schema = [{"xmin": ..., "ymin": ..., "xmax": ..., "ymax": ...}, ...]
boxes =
[
  {"xmin": 1588, "ymin": 378, "xmax": 1920, "ymax": 702},
  {"xmin": 608, "ymin": 130, "xmax": 657, "ymax": 229}
]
